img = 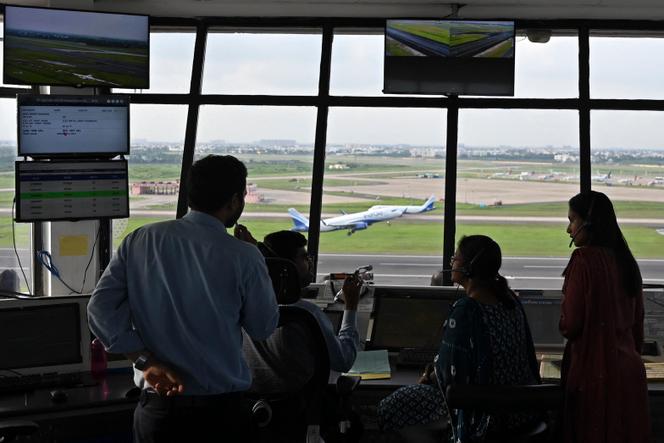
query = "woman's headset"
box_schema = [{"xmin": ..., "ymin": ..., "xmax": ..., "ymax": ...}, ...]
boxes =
[{"xmin": 456, "ymin": 247, "xmax": 486, "ymax": 278}]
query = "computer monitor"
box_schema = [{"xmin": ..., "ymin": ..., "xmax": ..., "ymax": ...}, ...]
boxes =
[
  {"xmin": 17, "ymin": 94, "xmax": 130, "ymax": 158},
  {"xmin": 0, "ymin": 296, "xmax": 90, "ymax": 375},
  {"xmin": 15, "ymin": 159, "xmax": 130, "ymax": 222},
  {"xmin": 3, "ymin": 5, "xmax": 149, "ymax": 88},
  {"xmin": 519, "ymin": 296, "xmax": 565, "ymax": 350},
  {"xmin": 384, "ymin": 19, "xmax": 515, "ymax": 96},
  {"xmin": 368, "ymin": 286, "xmax": 460, "ymax": 351}
]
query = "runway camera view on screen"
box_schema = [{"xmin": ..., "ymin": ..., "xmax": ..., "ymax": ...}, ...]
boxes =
[
  {"xmin": 3, "ymin": 5, "xmax": 149, "ymax": 88},
  {"xmin": 384, "ymin": 20, "xmax": 515, "ymax": 96}
]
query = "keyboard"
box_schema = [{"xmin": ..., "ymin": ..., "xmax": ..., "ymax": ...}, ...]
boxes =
[
  {"xmin": 0, "ymin": 372, "xmax": 82, "ymax": 395},
  {"xmin": 396, "ymin": 348, "xmax": 438, "ymax": 368}
]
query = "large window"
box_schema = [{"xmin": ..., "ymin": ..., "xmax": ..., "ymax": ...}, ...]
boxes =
[
  {"xmin": 203, "ymin": 30, "xmax": 322, "ymax": 95},
  {"xmin": 457, "ymin": 109, "xmax": 579, "ymax": 289},
  {"xmin": 196, "ymin": 105, "xmax": 317, "ymax": 242},
  {"xmin": 5, "ymin": 19, "xmax": 664, "ymax": 291},
  {"xmin": 590, "ymin": 110, "xmax": 664, "ymax": 271},
  {"xmin": 318, "ymin": 107, "xmax": 446, "ymax": 285}
]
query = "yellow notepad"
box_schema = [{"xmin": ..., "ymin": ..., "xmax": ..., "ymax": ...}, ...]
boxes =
[{"xmin": 344, "ymin": 349, "xmax": 391, "ymax": 380}]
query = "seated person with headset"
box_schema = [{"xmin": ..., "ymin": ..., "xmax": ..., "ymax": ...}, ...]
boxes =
[
  {"xmin": 235, "ymin": 228, "xmax": 363, "ymax": 393},
  {"xmin": 378, "ymin": 235, "xmax": 541, "ymax": 443}
]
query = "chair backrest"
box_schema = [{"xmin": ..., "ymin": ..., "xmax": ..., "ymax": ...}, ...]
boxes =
[
  {"xmin": 445, "ymin": 383, "xmax": 563, "ymax": 413},
  {"xmin": 246, "ymin": 305, "xmax": 331, "ymax": 440},
  {"xmin": 265, "ymin": 257, "xmax": 302, "ymax": 305}
]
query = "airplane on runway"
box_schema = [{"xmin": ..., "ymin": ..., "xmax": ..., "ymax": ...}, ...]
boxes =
[
  {"xmin": 369, "ymin": 195, "xmax": 436, "ymax": 214},
  {"xmin": 288, "ymin": 196, "xmax": 436, "ymax": 235},
  {"xmin": 592, "ymin": 171, "xmax": 612, "ymax": 183}
]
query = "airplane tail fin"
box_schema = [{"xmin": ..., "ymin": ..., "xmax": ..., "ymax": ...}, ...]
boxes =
[
  {"xmin": 421, "ymin": 195, "xmax": 436, "ymax": 212},
  {"xmin": 287, "ymin": 208, "xmax": 309, "ymax": 231},
  {"xmin": 608, "ymin": 171, "xmax": 612, "ymax": 179}
]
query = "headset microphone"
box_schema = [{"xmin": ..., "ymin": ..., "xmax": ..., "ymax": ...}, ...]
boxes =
[{"xmin": 568, "ymin": 222, "xmax": 590, "ymax": 248}]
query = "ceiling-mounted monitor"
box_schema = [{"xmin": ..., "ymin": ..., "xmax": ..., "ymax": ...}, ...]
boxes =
[
  {"xmin": 17, "ymin": 94, "xmax": 130, "ymax": 158},
  {"xmin": 384, "ymin": 20, "xmax": 515, "ymax": 96},
  {"xmin": 3, "ymin": 5, "xmax": 149, "ymax": 88}
]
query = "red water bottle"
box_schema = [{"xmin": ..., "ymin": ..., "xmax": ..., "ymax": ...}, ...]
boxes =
[{"xmin": 91, "ymin": 338, "xmax": 108, "ymax": 378}]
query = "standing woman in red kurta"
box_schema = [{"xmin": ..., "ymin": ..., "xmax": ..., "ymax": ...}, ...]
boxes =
[{"xmin": 560, "ymin": 191, "xmax": 650, "ymax": 443}]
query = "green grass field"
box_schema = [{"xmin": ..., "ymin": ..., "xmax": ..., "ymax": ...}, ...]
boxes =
[{"xmin": 92, "ymin": 216, "xmax": 664, "ymax": 258}]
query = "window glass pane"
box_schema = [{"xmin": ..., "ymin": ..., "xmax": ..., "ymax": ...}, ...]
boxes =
[
  {"xmin": 112, "ymin": 104, "xmax": 188, "ymax": 250},
  {"xmin": 0, "ymin": 22, "xmax": 30, "ymax": 88},
  {"xmin": 114, "ymin": 31, "xmax": 195, "ymax": 94},
  {"xmin": 514, "ymin": 34, "xmax": 577, "ymax": 98},
  {"xmin": 330, "ymin": 32, "xmax": 384, "ymax": 96},
  {"xmin": 196, "ymin": 105, "xmax": 317, "ymax": 243},
  {"xmin": 318, "ymin": 107, "xmax": 446, "ymax": 285},
  {"xmin": 458, "ymin": 109, "xmax": 579, "ymax": 289},
  {"xmin": 203, "ymin": 31, "xmax": 321, "ymax": 95},
  {"xmin": 591, "ymin": 111, "xmax": 664, "ymax": 278},
  {"xmin": 0, "ymin": 98, "xmax": 31, "ymax": 292},
  {"xmin": 591, "ymin": 35, "xmax": 664, "ymax": 99}
]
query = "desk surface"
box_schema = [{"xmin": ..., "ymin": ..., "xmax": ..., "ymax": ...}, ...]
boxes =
[{"xmin": 0, "ymin": 372, "xmax": 136, "ymax": 419}]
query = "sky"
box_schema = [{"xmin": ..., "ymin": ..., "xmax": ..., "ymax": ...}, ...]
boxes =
[{"xmin": 2, "ymin": 31, "xmax": 664, "ymax": 149}]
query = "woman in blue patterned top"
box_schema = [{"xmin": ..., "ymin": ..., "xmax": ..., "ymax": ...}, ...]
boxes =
[{"xmin": 378, "ymin": 235, "xmax": 541, "ymax": 442}]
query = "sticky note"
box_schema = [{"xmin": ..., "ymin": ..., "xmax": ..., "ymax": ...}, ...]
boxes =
[{"xmin": 60, "ymin": 236, "xmax": 89, "ymax": 256}]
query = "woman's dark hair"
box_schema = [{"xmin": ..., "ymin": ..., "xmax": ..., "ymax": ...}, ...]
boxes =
[
  {"xmin": 457, "ymin": 235, "xmax": 515, "ymax": 308},
  {"xmin": 187, "ymin": 155, "xmax": 247, "ymax": 213},
  {"xmin": 568, "ymin": 191, "xmax": 642, "ymax": 296},
  {"xmin": 263, "ymin": 231, "xmax": 307, "ymax": 261}
]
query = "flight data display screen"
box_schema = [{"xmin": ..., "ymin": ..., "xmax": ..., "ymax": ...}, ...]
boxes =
[
  {"xmin": 16, "ymin": 160, "xmax": 129, "ymax": 222},
  {"xmin": 17, "ymin": 95, "xmax": 129, "ymax": 157}
]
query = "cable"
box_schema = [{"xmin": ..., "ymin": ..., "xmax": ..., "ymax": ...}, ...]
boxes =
[
  {"xmin": 36, "ymin": 250, "xmax": 81, "ymax": 295},
  {"xmin": 11, "ymin": 197, "xmax": 32, "ymax": 295},
  {"xmin": 80, "ymin": 224, "xmax": 101, "ymax": 293}
]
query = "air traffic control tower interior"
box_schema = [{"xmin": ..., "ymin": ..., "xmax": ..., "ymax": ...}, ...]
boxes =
[{"xmin": 1, "ymin": 0, "xmax": 664, "ymax": 441}]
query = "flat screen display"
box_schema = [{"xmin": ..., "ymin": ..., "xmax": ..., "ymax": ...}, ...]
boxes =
[
  {"xmin": 520, "ymin": 297, "xmax": 565, "ymax": 349},
  {"xmin": 370, "ymin": 291, "xmax": 456, "ymax": 351},
  {"xmin": 384, "ymin": 19, "xmax": 515, "ymax": 96},
  {"xmin": 17, "ymin": 94, "xmax": 130, "ymax": 157},
  {"xmin": 3, "ymin": 5, "xmax": 149, "ymax": 88},
  {"xmin": 16, "ymin": 159, "xmax": 129, "ymax": 222},
  {"xmin": 0, "ymin": 303, "xmax": 81, "ymax": 370}
]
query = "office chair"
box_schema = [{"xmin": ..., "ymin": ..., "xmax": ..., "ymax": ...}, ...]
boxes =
[
  {"xmin": 0, "ymin": 420, "xmax": 39, "ymax": 442},
  {"xmin": 444, "ymin": 383, "xmax": 563, "ymax": 443},
  {"xmin": 247, "ymin": 258, "xmax": 361, "ymax": 442}
]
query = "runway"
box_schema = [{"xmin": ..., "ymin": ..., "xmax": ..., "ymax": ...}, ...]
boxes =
[
  {"xmin": 1, "ymin": 249, "xmax": 661, "ymax": 292},
  {"xmin": 317, "ymin": 253, "xmax": 664, "ymax": 289}
]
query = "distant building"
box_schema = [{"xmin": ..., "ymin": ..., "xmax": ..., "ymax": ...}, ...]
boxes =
[
  {"xmin": 131, "ymin": 181, "xmax": 179, "ymax": 196},
  {"xmin": 245, "ymin": 183, "xmax": 265, "ymax": 203},
  {"xmin": 257, "ymin": 139, "xmax": 297, "ymax": 147}
]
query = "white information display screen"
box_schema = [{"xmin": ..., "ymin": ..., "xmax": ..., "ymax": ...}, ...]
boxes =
[
  {"xmin": 16, "ymin": 160, "xmax": 129, "ymax": 222},
  {"xmin": 17, "ymin": 95, "xmax": 129, "ymax": 157}
]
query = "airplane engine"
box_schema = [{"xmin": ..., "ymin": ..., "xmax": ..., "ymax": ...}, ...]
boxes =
[
  {"xmin": 347, "ymin": 222, "xmax": 368, "ymax": 235},
  {"xmin": 353, "ymin": 222, "xmax": 368, "ymax": 230}
]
